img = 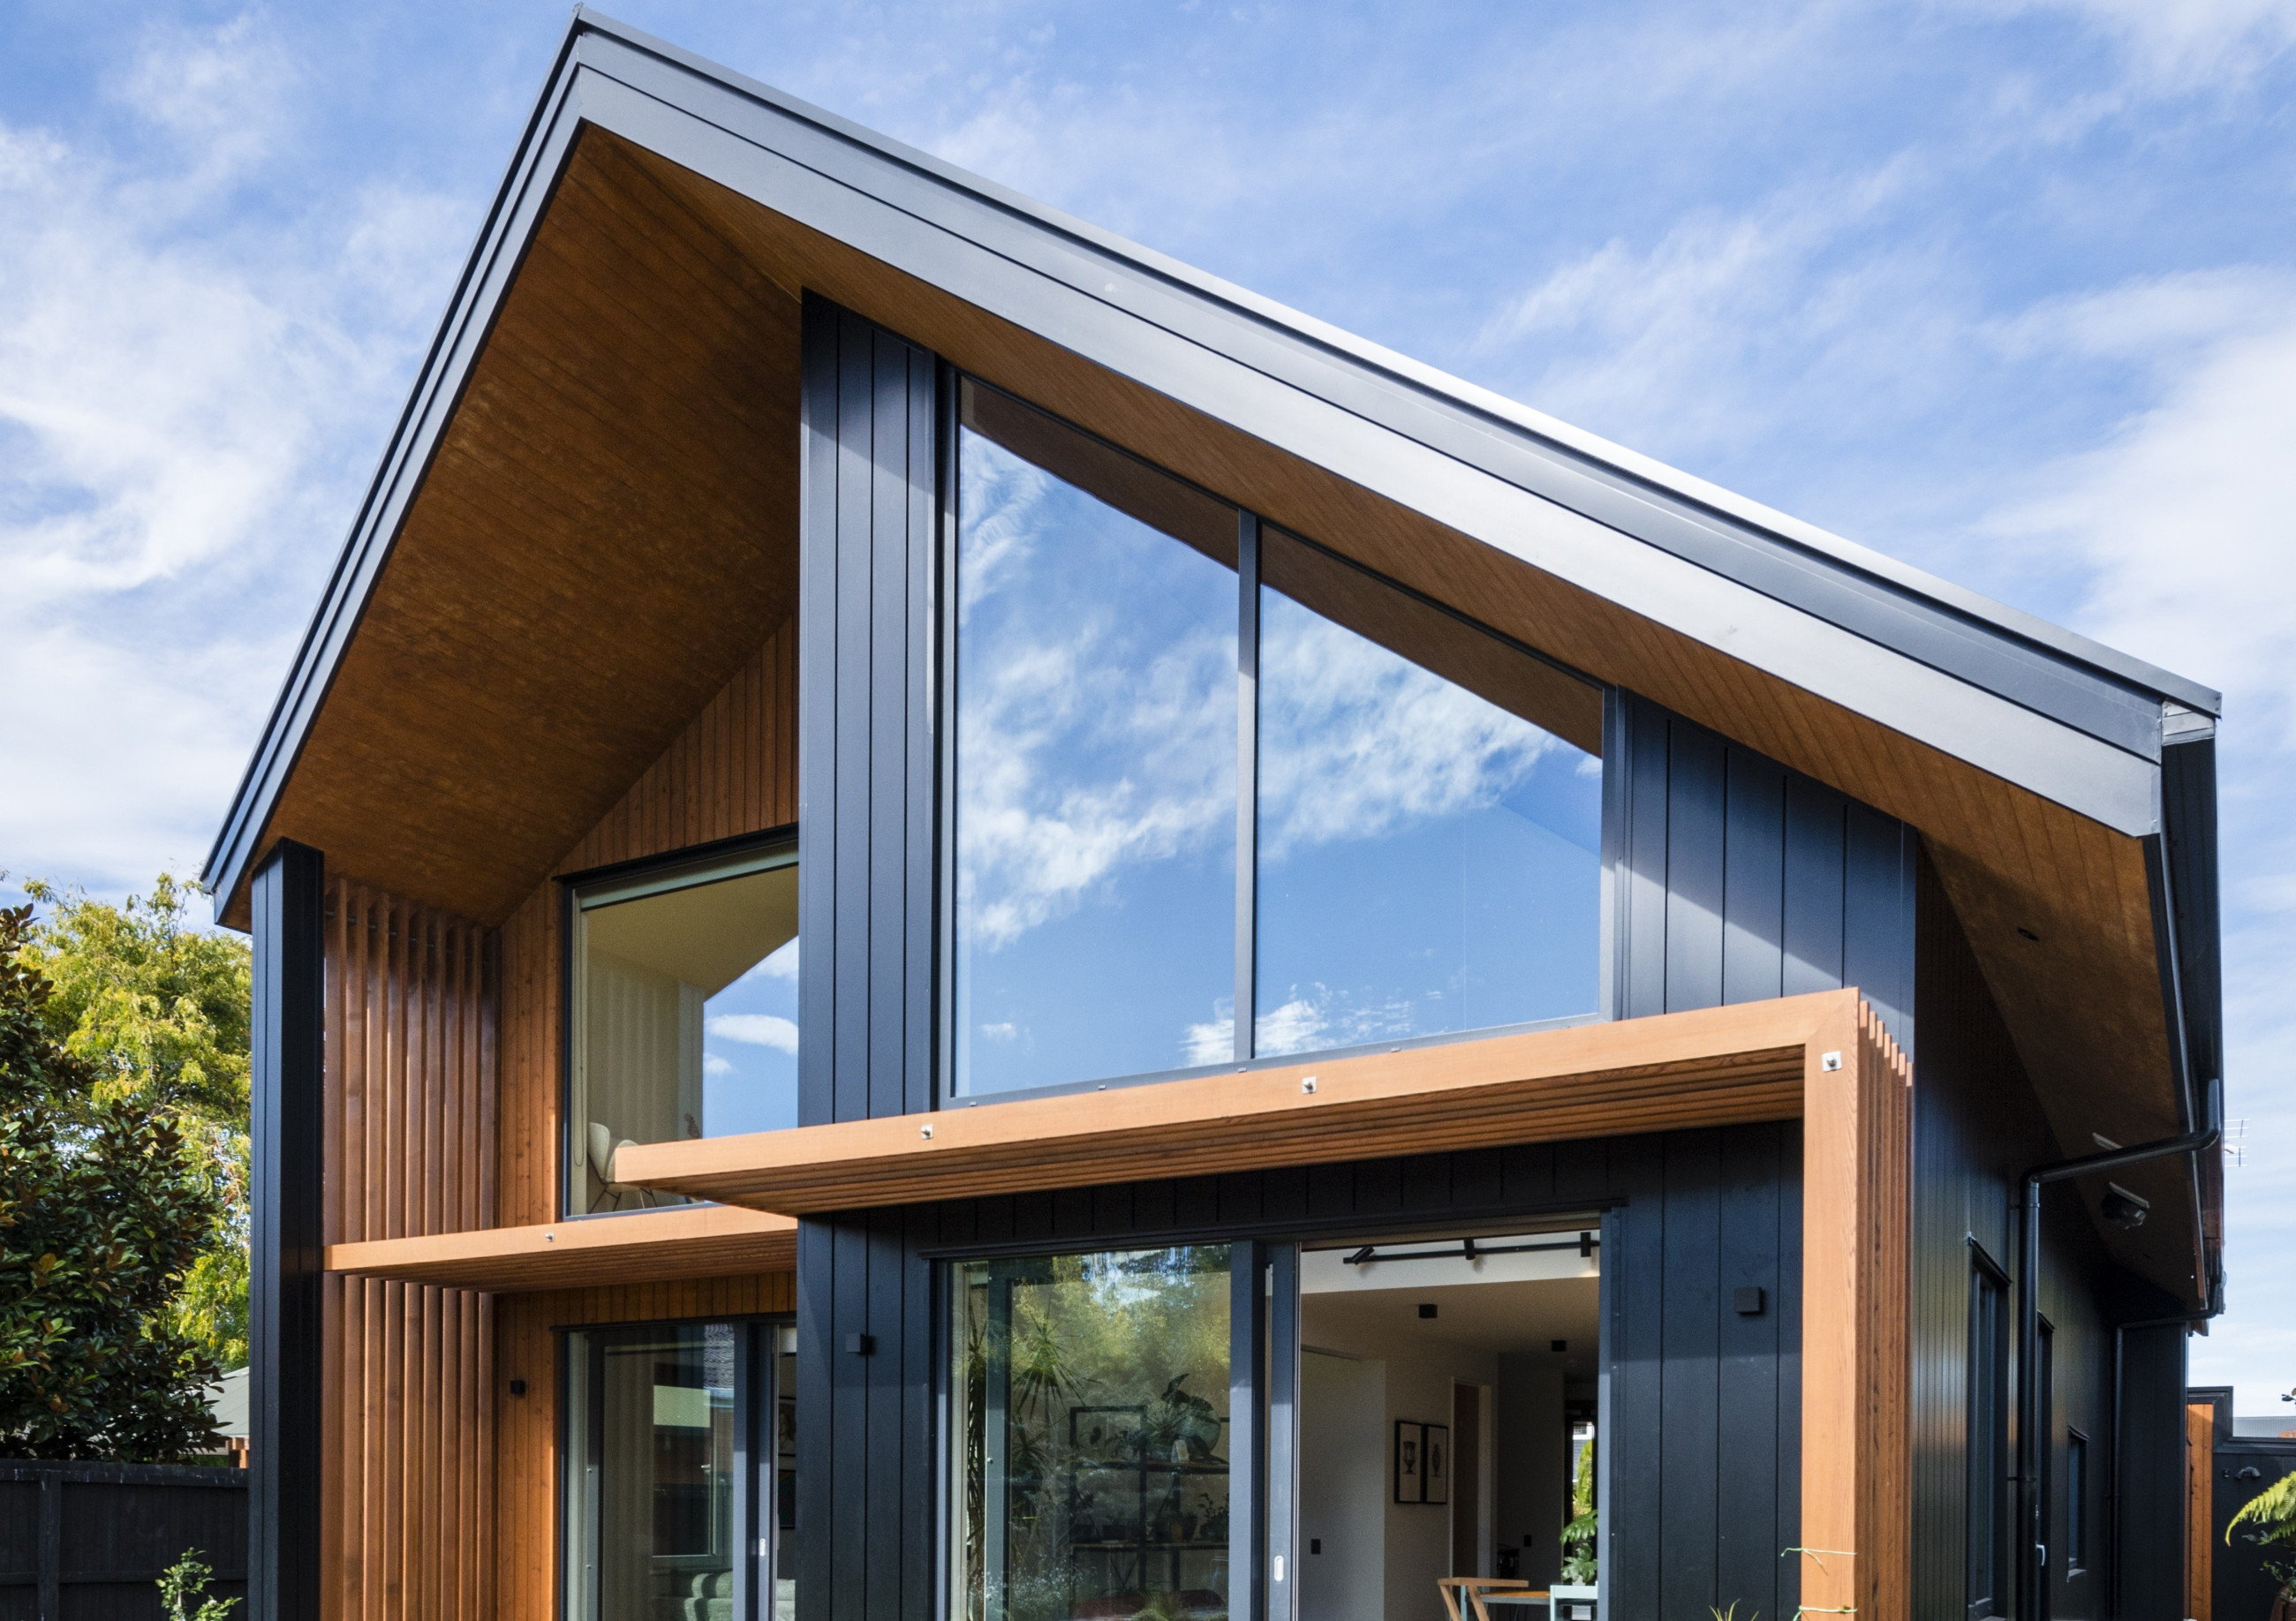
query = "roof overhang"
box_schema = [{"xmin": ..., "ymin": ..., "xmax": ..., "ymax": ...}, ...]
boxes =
[{"xmin": 203, "ymin": 11, "xmax": 2224, "ymax": 1307}]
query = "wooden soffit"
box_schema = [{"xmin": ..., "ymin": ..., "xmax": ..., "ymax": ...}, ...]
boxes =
[
  {"xmin": 326, "ymin": 1204, "xmax": 796, "ymax": 1293},
  {"xmin": 615, "ymin": 995, "xmax": 1869, "ymax": 1214},
  {"xmin": 226, "ymin": 125, "xmax": 804, "ymax": 930}
]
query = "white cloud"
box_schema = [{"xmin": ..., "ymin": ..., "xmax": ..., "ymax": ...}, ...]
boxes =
[
  {"xmin": 1999, "ymin": 0, "xmax": 2296, "ymax": 90},
  {"xmin": 1976, "ymin": 268, "xmax": 2296, "ymax": 1408},
  {"xmin": 706, "ymin": 1014, "xmax": 800, "ymax": 1054},
  {"xmin": 0, "ymin": 14, "xmax": 463, "ymax": 902}
]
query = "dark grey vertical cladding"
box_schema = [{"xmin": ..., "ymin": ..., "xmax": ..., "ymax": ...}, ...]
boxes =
[
  {"xmin": 247, "ymin": 839, "xmax": 324, "ymax": 1621},
  {"xmin": 797, "ymin": 293, "xmax": 940, "ymax": 1126},
  {"xmin": 2113, "ymin": 1324, "xmax": 2187, "ymax": 1619},
  {"xmin": 797, "ymin": 297, "xmax": 941, "ymax": 1621},
  {"xmin": 1610, "ymin": 690, "xmax": 1914, "ymax": 1052},
  {"xmin": 812, "ymin": 1123, "xmax": 1803, "ymax": 1621},
  {"xmin": 1909, "ymin": 849, "xmax": 2132, "ymax": 1621}
]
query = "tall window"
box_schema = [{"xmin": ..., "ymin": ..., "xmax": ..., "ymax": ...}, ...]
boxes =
[
  {"xmin": 568, "ymin": 842, "xmax": 798, "ymax": 1213},
  {"xmin": 954, "ymin": 383, "xmax": 1239, "ymax": 1097},
  {"xmin": 564, "ymin": 1320, "xmax": 795, "ymax": 1621},
  {"xmin": 1967, "ymin": 1255, "xmax": 2009, "ymax": 1620},
  {"xmin": 1255, "ymin": 528, "xmax": 1601, "ymax": 1055},
  {"xmin": 949, "ymin": 1245, "xmax": 1234, "ymax": 1621},
  {"xmin": 951, "ymin": 381, "xmax": 1604, "ymax": 1099}
]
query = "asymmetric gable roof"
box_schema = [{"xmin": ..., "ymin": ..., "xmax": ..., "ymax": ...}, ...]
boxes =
[{"xmin": 202, "ymin": 11, "xmax": 2221, "ymax": 1300}]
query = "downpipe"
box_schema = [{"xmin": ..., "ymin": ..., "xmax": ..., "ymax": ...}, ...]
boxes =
[{"xmin": 2018, "ymin": 1074, "xmax": 2221, "ymax": 1621}]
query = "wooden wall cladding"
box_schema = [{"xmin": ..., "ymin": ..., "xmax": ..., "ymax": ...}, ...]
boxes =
[
  {"xmin": 320, "ymin": 880, "xmax": 498, "ymax": 1621},
  {"xmin": 500, "ymin": 619, "xmax": 800, "ymax": 1227},
  {"xmin": 495, "ymin": 1272, "xmax": 796, "ymax": 1621}
]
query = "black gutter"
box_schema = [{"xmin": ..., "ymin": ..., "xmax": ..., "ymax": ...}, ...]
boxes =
[{"xmin": 2018, "ymin": 1075, "xmax": 2223, "ymax": 1621}]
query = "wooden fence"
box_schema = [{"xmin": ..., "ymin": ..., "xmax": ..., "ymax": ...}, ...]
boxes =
[{"xmin": 0, "ymin": 1462, "xmax": 246, "ymax": 1621}]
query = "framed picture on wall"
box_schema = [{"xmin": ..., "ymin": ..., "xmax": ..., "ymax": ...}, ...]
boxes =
[
  {"xmin": 1394, "ymin": 1421, "xmax": 1424, "ymax": 1503},
  {"xmin": 1424, "ymin": 1422, "xmax": 1451, "ymax": 1505}
]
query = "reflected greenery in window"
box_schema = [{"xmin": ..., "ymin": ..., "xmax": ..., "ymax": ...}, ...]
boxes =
[
  {"xmin": 952, "ymin": 1246, "xmax": 1233, "ymax": 1621},
  {"xmin": 954, "ymin": 383, "xmax": 1239, "ymax": 1097}
]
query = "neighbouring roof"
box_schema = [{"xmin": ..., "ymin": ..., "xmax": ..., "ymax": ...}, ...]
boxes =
[{"xmin": 201, "ymin": 10, "xmax": 2222, "ymax": 1306}]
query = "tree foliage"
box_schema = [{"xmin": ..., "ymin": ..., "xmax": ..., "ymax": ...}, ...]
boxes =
[
  {"xmin": 0, "ymin": 901, "xmax": 226, "ymax": 1460},
  {"xmin": 21, "ymin": 874, "xmax": 250, "ymax": 1368}
]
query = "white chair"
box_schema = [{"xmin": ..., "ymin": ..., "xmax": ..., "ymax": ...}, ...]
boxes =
[{"xmin": 587, "ymin": 1120, "xmax": 654, "ymax": 1211}]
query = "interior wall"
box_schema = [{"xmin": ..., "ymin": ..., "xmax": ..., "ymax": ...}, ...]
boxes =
[
  {"xmin": 1299, "ymin": 1352, "xmax": 1386, "ymax": 1621},
  {"xmin": 1301, "ymin": 1311, "xmax": 1499, "ymax": 1621},
  {"xmin": 1495, "ymin": 1355, "xmax": 1567, "ymax": 1585}
]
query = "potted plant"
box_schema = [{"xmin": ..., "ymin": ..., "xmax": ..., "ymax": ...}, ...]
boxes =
[
  {"xmin": 2228, "ymin": 1468, "xmax": 2296, "ymax": 1621},
  {"xmin": 1552, "ymin": 1438, "xmax": 1598, "ymax": 1617}
]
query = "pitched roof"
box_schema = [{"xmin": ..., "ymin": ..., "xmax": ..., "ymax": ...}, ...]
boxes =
[{"xmin": 202, "ymin": 9, "xmax": 2220, "ymax": 1299}]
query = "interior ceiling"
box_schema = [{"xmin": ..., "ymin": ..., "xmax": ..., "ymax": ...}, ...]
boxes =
[
  {"xmin": 1303, "ymin": 1280, "xmax": 1603, "ymax": 1382},
  {"xmin": 237, "ymin": 124, "xmax": 2203, "ymax": 1301}
]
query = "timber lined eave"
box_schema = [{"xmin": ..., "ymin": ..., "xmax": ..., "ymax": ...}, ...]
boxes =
[
  {"xmin": 325, "ymin": 1203, "xmax": 796, "ymax": 1292},
  {"xmin": 615, "ymin": 992, "xmax": 1874, "ymax": 1214}
]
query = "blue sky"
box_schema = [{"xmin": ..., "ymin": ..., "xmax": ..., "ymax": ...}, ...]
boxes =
[{"xmin": 3, "ymin": 0, "xmax": 2292, "ymax": 1409}]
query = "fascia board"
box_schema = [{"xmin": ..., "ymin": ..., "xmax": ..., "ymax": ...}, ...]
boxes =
[
  {"xmin": 571, "ymin": 8, "xmax": 2219, "ymax": 725},
  {"xmin": 571, "ymin": 60, "xmax": 2161, "ymax": 837}
]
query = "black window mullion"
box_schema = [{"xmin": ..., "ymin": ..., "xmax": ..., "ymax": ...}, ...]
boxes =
[{"xmin": 1235, "ymin": 512, "xmax": 1261, "ymax": 1064}]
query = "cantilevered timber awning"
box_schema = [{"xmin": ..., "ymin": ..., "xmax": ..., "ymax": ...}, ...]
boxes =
[
  {"xmin": 325, "ymin": 1203, "xmax": 795, "ymax": 1292},
  {"xmin": 616, "ymin": 993, "xmax": 1869, "ymax": 1214}
]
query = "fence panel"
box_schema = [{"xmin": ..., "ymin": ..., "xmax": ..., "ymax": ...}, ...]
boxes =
[{"xmin": 0, "ymin": 1463, "xmax": 246, "ymax": 1621}]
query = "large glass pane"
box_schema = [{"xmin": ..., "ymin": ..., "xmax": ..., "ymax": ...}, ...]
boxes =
[
  {"xmin": 1255, "ymin": 529, "xmax": 1602, "ymax": 1056},
  {"xmin": 955, "ymin": 382, "xmax": 1240, "ymax": 1095},
  {"xmin": 571, "ymin": 848, "xmax": 798, "ymax": 1214},
  {"xmin": 564, "ymin": 1323, "xmax": 739, "ymax": 1621},
  {"xmin": 952, "ymin": 1245, "xmax": 1234, "ymax": 1621}
]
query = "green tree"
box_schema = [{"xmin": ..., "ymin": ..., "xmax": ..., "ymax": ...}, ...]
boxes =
[
  {"xmin": 0, "ymin": 900, "xmax": 226, "ymax": 1459},
  {"xmin": 21, "ymin": 875, "xmax": 250, "ymax": 1368}
]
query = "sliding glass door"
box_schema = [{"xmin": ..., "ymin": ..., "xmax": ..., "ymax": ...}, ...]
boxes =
[{"xmin": 565, "ymin": 1318, "xmax": 796, "ymax": 1621}]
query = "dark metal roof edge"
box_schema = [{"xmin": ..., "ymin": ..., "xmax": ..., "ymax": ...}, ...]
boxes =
[
  {"xmin": 206, "ymin": 8, "xmax": 2217, "ymax": 915},
  {"xmin": 199, "ymin": 12, "xmax": 595, "ymax": 912},
  {"xmin": 570, "ymin": 6, "xmax": 2219, "ymax": 720}
]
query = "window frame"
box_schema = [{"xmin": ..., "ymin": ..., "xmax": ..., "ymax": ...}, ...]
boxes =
[
  {"xmin": 558, "ymin": 826, "xmax": 799, "ymax": 1219},
  {"xmin": 555, "ymin": 1309, "xmax": 794, "ymax": 1621},
  {"xmin": 1967, "ymin": 1240, "xmax": 2012, "ymax": 1621},
  {"xmin": 2065, "ymin": 1425, "xmax": 2088, "ymax": 1577},
  {"xmin": 936, "ymin": 377, "xmax": 1608, "ymax": 1111}
]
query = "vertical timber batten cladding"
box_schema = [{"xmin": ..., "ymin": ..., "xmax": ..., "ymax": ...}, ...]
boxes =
[
  {"xmin": 321, "ymin": 880, "xmax": 498, "ymax": 1621},
  {"xmin": 312, "ymin": 621, "xmax": 798, "ymax": 1621}
]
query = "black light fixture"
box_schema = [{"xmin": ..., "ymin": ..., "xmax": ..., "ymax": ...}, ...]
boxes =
[{"xmin": 2100, "ymin": 1183, "xmax": 2151, "ymax": 1229}]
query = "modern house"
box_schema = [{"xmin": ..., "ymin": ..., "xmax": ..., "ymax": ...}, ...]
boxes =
[{"xmin": 203, "ymin": 12, "xmax": 2226, "ymax": 1621}]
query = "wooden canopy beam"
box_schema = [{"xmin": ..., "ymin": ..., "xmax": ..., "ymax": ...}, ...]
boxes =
[
  {"xmin": 617, "ymin": 992, "xmax": 1833, "ymax": 1212},
  {"xmin": 324, "ymin": 1204, "xmax": 795, "ymax": 1293}
]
